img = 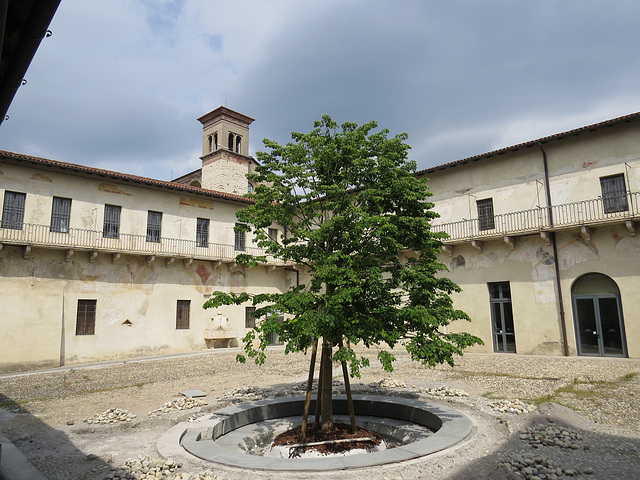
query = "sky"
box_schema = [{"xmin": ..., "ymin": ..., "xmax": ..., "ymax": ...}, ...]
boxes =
[{"xmin": 2, "ymin": 0, "xmax": 640, "ymax": 182}]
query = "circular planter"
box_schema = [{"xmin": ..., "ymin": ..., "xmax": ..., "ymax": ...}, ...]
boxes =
[{"xmin": 158, "ymin": 394, "xmax": 473, "ymax": 471}]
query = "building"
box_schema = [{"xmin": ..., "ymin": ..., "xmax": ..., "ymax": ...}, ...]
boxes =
[
  {"xmin": 0, "ymin": 107, "xmax": 292, "ymax": 373},
  {"xmin": 1, "ymin": 107, "xmax": 639, "ymax": 373},
  {"xmin": 424, "ymin": 112, "xmax": 640, "ymax": 359}
]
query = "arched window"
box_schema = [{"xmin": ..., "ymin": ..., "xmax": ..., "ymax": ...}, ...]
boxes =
[
  {"xmin": 571, "ymin": 273, "xmax": 627, "ymax": 357},
  {"xmin": 236, "ymin": 136, "xmax": 241, "ymax": 153},
  {"xmin": 228, "ymin": 133, "xmax": 234, "ymax": 150}
]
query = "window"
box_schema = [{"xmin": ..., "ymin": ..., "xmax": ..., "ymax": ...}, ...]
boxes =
[
  {"xmin": 103, "ymin": 205, "xmax": 121, "ymax": 239},
  {"xmin": 477, "ymin": 198, "xmax": 495, "ymax": 231},
  {"xmin": 248, "ymin": 182, "xmax": 254, "ymax": 193},
  {"xmin": 234, "ymin": 223, "xmax": 246, "ymax": 251},
  {"xmin": 489, "ymin": 282, "xmax": 516, "ymax": 353},
  {"xmin": 50, "ymin": 197, "xmax": 71, "ymax": 233},
  {"xmin": 196, "ymin": 218, "xmax": 209, "ymax": 248},
  {"xmin": 1, "ymin": 191, "xmax": 26, "ymax": 230},
  {"xmin": 146, "ymin": 210, "xmax": 162, "ymax": 243},
  {"xmin": 268, "ymin": 228, "xmax": 278, "ymax": 243},
  {"xmin": 176, "ymin": 300, "xmax": 190, "ymax": 329},
  {"xmin": 76, "ymin": 299, "xmax": 96, "ymax": 335},
  {"xmin": 600, "ymin": 174, "xmax": 628, "ymax": 214},
  {"xmin": 245, "ymin": 306, "xmax": 256, "ymax": 328}
]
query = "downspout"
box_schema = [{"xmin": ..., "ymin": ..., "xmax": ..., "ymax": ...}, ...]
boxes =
[{"xmin": 538, "ymin": 142, "xmax": 570, "ymax": 356}]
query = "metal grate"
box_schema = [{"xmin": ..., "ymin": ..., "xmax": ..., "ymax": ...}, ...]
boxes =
[
  {"xmin": 196, "ymin": 218, "xmax": 209, "ymax": 248},
  {"xmin": 50, "ymin": 197, "xmax": 71, "ymax": 233},
  {"xmin": 176, "ymin": 300, "xmax": 190, "ymax": 329},
  {"xmin": 477, "ymin": 198, "xmax": 495, "ymax": 231},
  {"xmin": 76, "ymin": 299, "xmax": 96, "ymax": 335},
  {"xmin": 1, "ymin": 191, "xmax": 26, "ymax": 230},
  {"xmin": 146, "ymin": 211, "xmax": 162, "ymax": 243},
  {"xmin": 103, "ymin": 204, "xmax": 121, "ymax": 239},
  {"xmin": 600, "ymin": 174, "xmax": 628, "ymax": 214}
]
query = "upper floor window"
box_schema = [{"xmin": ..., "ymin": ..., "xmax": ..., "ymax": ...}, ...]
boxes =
[
  {"xmin": 268, "ymin": 227, "xmax": 279, "ymax": 243},
  {"xmin": 103, "ymin": 205, "xmax": 121, "ymax": 239},
  {"xmin": 600, "ymin": 174, "xmax": 628, "ymax": 214},
  {"xmin": 477, "ymin": 198, "xmax": 495, "ymax": 231},
  {"xmin": 248, "ymin": 182, "xmax": 254, "ymax": 193},
  {"xmin": 1, "ymin": 191, "xmax": 26, "ymax": 230},
  {"xmin": 76, "ymin": 299, "xmax": 96, "ymax": 335},
  {"xmin": 146, "ymin": 210, "xmax": 162, "ymax": 243},
  {"xmin": 196, "ymin": 218, "xmax": 209, "ymax": 248},
  {"xmin": 234, "ymin": 223, "xmax": 246, "ymax": 251},
  {"xmin": 50, "ymin": 197, "xmax": 71, "ymax": 233},
  {"xmin": 176, "ymin": 300, "xmax": 190, "ymax": 329}
]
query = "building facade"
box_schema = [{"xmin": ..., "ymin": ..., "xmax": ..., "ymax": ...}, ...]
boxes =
[
  {"xmin": 424, "ymin": 112, "xmax": 640, "ymax": 359},
  {"xmin": 1, "ymin": 108, "xmax": 639, "ymax": 373}
]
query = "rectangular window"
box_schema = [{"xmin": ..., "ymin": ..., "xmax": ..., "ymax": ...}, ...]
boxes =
[
  {"xmin": 268, "ymin": 227, "xmax": 279, "ymax": 243},
  {"xmin": 234, "ymin": 223, "xmax": 246, "ymax": 251},
  {"xmin": 103, "ymin": 204, "xmax": 121, "ymax": 239},
  {"xmin": 245, "ymin": 306, "xmax": 256, "ymax": 328},
  {"xmin": 489, "ymin": 282, "xmax": 516, "ymax": 353},
  {"xmin": 196, "ymin": 218, "xmax": 209, "ymax": 248},
  {"xmin": 1, "ymin": 191, "xmax": 26, "ymax": 230},
  {"xmin": 477, "ymin": 198, "xmax": 495, "ymax": 231},
  {"xmin": 75, "ymin": 299, "xmax": 96, "ymax": 335},
  {"xmin": 50, "ymin": 197, "xmax": 71, "ymax": 233},
  {"xmin": 600, "ymin": 174, "xmax": 628, "ymax": 214},
  {"xmin": 146, "ymin": 210, "xmax": 162, "ymax": 243},
  {"xmin": 176, "ymin": 300, "xmax": 190, "ymax": 329}
]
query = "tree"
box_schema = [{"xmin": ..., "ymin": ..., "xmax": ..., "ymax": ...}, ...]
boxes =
[{"xmin": 203, "ymin": 115, "xmax": 482, "ymax": 437}]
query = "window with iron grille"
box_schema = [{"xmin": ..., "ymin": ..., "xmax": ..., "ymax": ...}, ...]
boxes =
[
  {"xmin": 76, "ymin": 299, "xmax": 96, "ymax": 335},
  {"xmin": 245, "ymin": 306, "xmax": 256, "ymax": 328},
  {"xmin": 600, "ymin": 174, "xmax": 628, "ymax": 214},
  {"xmin": 477, "ymin": 198, "xmax": 495, "ymax": 231},
  {"xmin": 234, "ymin": 223, "xmax": 246, "ymax": 251},
  {"xmin": 146, "ymin": 210, "xmax": 162, "ymax": 243},
  {"xmin": 103, "ymin": 204, "xmax": 121, "ymax": 239},
  {"xmin": 196, "ymin": 218, "xmax": 209, "ymax": 248},
  {"xmin": 50, "ymin": 197, "xmax": 71, "ymax": 233},
  {"xmin": 176, "ymin": 300, "xmax": 190, "ymax": 329},
  {"xmin": 1, "ymin": 191, "xmax": 26, "ymax": 230}
]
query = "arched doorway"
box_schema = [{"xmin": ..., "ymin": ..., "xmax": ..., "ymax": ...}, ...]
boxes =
[{"xmin": 571, "ymin": 273, "xmax": 627, "ymax": 357}]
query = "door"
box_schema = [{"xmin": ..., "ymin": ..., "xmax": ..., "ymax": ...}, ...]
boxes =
[
  {"xmin": 572, "ymin": 274, "xmax": 627, "ymax": 357},
  {"xmin": 489, "ymin": 282, "xmax": 516, "ymax": 353}
]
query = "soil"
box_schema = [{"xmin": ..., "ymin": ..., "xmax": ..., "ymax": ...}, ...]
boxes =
[{"xmin": 272, "ymin": 422, "xmax": 383, "ymax": 457}]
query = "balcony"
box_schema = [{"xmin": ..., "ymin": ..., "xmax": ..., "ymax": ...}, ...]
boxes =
[
  {"xmin": 0, "ymin": 223, "xmax": 292, "ymax": 266},
  {"xmin": 433, "ymin": 192, "xmax": 640, "ymax": 244}
]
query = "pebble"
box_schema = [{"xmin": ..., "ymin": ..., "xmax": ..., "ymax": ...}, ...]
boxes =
[
  {"xmin": 500, "ymin": 452, "xmax": 593, "ymax": 479},
  {"xmin": 419, "ymin": 385, "xmax": 469, "ymax": 397},
  {"xmin": 518, "ymin": 423, "xmax": 585, "ymax": 449},
  {"xmin": 148, "ymin": 397, "xmax": 208, "ymax": 416},
  {"xmin": 103, "ymin": 456, "xmax": 220, "ymax": 480},
  {"xmin": 85, "ymin": 408, "xmax": 136, "ymax": 425},
  {"xmin": 489, "ymin": 398, "xmax": 531, "ymax": 414}
]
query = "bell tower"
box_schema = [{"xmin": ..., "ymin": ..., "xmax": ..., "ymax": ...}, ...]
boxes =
[{"xmin": 197, "ymin": 106, "xmax": 255, "ymax": 194}]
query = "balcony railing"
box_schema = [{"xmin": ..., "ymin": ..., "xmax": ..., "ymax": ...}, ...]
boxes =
[
  {"xmin": 0, "ymin": 223, "xmax": 290, "ymax": 265},
  {"xmin": 433, "ymin": 192, "xmax": 640, "ymax": 243}
]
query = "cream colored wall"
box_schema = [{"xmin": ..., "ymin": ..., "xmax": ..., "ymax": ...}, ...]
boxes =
[{"xmin": 0, "ymin": 244, "xmax": 290, "ymax": 372}]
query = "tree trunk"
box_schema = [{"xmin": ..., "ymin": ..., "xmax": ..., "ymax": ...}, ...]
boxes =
[
  {"xmin": 339, "ymin": 339, "xmax": 357, "ymax": 434},
  {"xmin": 301, "ymin": 337, "xmax": 318, "ymax": 441},
  {"xmin": 314, "ymin": 344, "xmax": 324, "ymax": 427},
  {"xmin": 320, "ymin": 340, "xmax": 334, "ymax": 432}
]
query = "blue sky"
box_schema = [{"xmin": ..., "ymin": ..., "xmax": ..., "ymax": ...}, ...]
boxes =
[{"xmin": 2, "ymin": 0, "xmax": 640, "ymax": 181}]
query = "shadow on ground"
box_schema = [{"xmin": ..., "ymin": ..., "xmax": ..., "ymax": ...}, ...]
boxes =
[{"xmin": 0, "ymin": 393, "xmax": 111, "ymax": 480}]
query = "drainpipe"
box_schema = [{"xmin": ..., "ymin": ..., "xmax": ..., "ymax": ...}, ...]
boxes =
[{"xmin": 538, "ymin": 143, "xmax": 570, "ymax": 356}]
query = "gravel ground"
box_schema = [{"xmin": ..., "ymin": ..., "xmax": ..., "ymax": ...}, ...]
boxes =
[{"xmin": 0, "ymin": 347, "xmax": 638, "ymax": 480}]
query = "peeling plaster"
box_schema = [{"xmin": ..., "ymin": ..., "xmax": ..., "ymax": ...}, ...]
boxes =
[
  {"xmin": 612, "ymin": 228, "xmax": 640, "ymax": 251},
  {"xmin": 179, "ymin": 197, "xmax": 214, "ymax": 210},
  {"xmin": 31, "ymin": 173, "xmax": 52, "ymax": 182},
  {"xmin": 99, "ymin": 183, "xmax": 132, "ymax": 196}
]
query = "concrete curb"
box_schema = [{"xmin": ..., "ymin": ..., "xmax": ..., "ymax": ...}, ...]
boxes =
[
  {"xmin": 158, "ymin": 394, "xmax": 473, "ymax": 471},
  {"xmin": 0, "ymin": 432, "xmax": 47, "ymax": 480}
]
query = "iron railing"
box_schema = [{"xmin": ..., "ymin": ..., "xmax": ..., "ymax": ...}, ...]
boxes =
[
  {"xmin": 433, "ymin": 192, "xmax": 640, "ymax": 242},
  {"xmin": 0, "ymin": 223, "xmax": 289, "ymax": 265}
]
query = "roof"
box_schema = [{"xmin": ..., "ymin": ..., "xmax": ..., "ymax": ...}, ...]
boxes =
[
  {"xmin": 0, "ymin": 0, "xmax": 61, "ymax": 125},
  {"xmin": 416, "ymin": 110, "xmax": 640, "ymax": 176},
  {"xmin": 0, "ymin": 149, "xmax": 253, "ymax": 204}
]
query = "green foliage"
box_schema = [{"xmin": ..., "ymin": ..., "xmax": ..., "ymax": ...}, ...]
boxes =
[{"xmin": 203, "ymin": 115, "xmax": 482, "ymax": 375}]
